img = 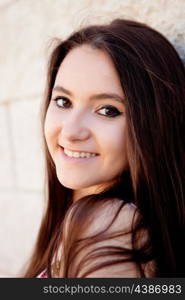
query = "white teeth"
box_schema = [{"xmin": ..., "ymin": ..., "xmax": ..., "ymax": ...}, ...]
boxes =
[{"xmin": 64, "ymin": 148, "xmax": 97, "ymax": 158}]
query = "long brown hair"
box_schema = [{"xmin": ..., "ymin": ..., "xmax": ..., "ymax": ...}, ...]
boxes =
[{"xmin": 24, "ymin": 19, "xmax": 185, "ymax": 277}]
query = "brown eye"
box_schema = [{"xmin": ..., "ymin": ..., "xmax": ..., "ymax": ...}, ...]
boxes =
[
  {"xmin": 97, "ymin": 105, "xmax": 122, "ymax": 118},
  {"xmin": 52, "ymin": 96, "xmax": 71, "ymax": 108}
]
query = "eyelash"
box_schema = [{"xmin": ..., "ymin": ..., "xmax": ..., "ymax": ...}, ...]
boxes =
[{"xmin": 52, "ymin": 96, "xmax": 123, "ymax": 118}]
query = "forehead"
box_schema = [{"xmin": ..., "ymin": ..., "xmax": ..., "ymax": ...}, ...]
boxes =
[{"xmin": 54, "ymin": 45, "xmax": 124, "ymax": 96}]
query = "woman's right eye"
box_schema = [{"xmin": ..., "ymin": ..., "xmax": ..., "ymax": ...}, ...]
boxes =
[{"xmin": 52, "ymin": 96, "xmax": 71, "ymax": 108}]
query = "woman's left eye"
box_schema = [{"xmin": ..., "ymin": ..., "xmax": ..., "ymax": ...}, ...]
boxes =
[{"xmin": 97, "ymin": 105, "xmax": 122, "ymax": 118}]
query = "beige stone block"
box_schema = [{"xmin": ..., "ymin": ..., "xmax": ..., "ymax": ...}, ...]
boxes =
[
  {"xmin": 0, "ymin": 190, "xmax": 44, "ymax": 277},
  {"xmin": 0, "ymin": 0, "xmax": 74, "ymax": 102},
  {"xmin": 0, "ymin": 105, "xmax": 14, "ymax": 189},
  {"xmin": 9, "ymin": 98, "xmax": 45, "ymax": 191},
  {"xmin": 0, "ymin": 0, "xmax": 185, "ymax": 103}
]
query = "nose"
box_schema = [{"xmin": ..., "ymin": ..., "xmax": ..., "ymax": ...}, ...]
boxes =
[{"xmin": 60, "ymin": 110, "xmax": 91, "ymax": 143}]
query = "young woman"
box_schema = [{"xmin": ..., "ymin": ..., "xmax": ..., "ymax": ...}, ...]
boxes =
[{"xmin": 24, "ymin": 19, "xmax": 185, "ymax": 278}]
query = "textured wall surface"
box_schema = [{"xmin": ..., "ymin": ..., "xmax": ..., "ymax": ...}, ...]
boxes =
[{"xmin": 0, "ymin": 0, "xmax": 185, "ymax": 277}]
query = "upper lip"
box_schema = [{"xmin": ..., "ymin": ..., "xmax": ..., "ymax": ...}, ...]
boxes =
[{"xmin": 60, "ymin": 146, "xmax": 99, "ymax": 155}]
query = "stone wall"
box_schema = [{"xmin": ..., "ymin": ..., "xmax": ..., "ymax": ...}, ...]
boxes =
[{"xmin": 0, "ymin": 0, "xmax": 185, "ymax": 277}]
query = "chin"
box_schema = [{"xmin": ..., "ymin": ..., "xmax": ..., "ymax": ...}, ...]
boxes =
[
  {"xmin": 57, "ymin": 176, "xmax": 88, "ymax": 190},
  {"xmin": 57, "ymin": 175, "xmax": 100, "ymax": 191}
]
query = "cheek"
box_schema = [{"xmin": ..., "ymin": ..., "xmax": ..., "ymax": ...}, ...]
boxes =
[
  {"xmin": 110, "ymin": 135, "xmax": 126, "ymax": 163},
  {"xmin": 100, "ymin": 122, "xmax": 126, "ymax": 156},
  {"xmin": 101, "ymin": 123, "xmax": 127, "ymax": 171}
]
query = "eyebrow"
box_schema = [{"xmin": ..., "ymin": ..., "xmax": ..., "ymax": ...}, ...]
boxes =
[{"xmin": 52, "ymin": 85, "xmax": 125, "ymax": 104}]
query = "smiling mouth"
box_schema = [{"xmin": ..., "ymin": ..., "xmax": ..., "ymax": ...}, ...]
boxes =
[{"xmin": 60, "ymin": 146, "xmax": 99, "ymax": 159}]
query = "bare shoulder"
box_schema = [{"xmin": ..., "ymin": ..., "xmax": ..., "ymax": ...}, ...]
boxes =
[
  {"xmin": 84, "ymin": 198, "xmax": 139, "ymax": 238},
  {"xmin": 79, "ymin": 198, "xmax": 155, "ymax": 278},
  {"xmin": 75, "ymin": 198, "xmax": 141, "ymax": 277},
  {"xmin": 60, "ymin": 198, "xmax": 155, "ymax": 277}
]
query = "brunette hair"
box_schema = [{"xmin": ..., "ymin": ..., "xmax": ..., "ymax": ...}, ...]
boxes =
[{"xmin": 24, "ymin": 19, "xmax": 185, "ymax": 277}]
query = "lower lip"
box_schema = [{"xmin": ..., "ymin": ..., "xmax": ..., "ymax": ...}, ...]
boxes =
[{"xmin": 59, "ymin": 147, "xmax": 99, "ymax": 163}]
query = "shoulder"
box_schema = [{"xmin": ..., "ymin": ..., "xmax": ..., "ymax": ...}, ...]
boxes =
[
  {"xmin": 65, "ymin": 197, "xmax": 138, "ymax": 236},
  {"xmin": 83, "ymin": 198, "xmax": 139, "ymax": 239},
  {"xmin": 61, "ymin": 198, "xmax": 155, "ymax": 277},
  {"xmin": 75, "ymin": 198, "xmax": 143, "ymax": 277}
]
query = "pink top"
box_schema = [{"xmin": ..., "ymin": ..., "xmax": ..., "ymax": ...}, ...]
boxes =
[{"xmin": 37, "ymin": 269, "xmax": 48, "ymax": 278}]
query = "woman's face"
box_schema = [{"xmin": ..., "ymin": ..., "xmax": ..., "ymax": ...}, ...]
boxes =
[{"xmin": 44, "ymin": 45, "xmax": 127, "ymax": 201}]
